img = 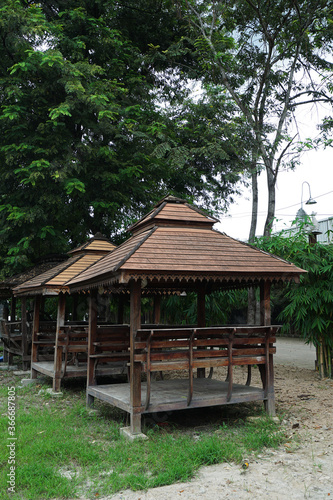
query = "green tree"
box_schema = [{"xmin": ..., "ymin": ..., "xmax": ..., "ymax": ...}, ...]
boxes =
[
  {"xmin": 255, "ymin": 225, "xmax": 333, "ymax": 378},
  {"xmin": 172, "ymin": 0, "xmax": 333, "ymax": 237},
  {"xmin": 0, "ymin": 0, "xmax": 243, "ymax": 276}
]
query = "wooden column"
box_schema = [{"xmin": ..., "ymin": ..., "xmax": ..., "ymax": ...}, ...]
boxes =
[
  {"xmin": 130, "ymin": 279, "xmax": 142, "ymax": 435},
  {"xmin": 2, "ymin": 302, "xmax": 9, "ymax": 363},
  {"xmin": 197, "ymin": 285, "xmax": 206, "ymax": 378},
  {"xmin": 10, "ymin": 297, "xmax": 16, "ymax": 321},
  {"xmin": 153, "ymin": 295, "xmax": 161, "ymax": 325},
  {"xmin": 3, "ymin": 301, "xmax": 9, "ymax": 321},
  {"xmin": 21, "ymin": 297, "xmax": 29, "ymax": 370},
  {"xmin": 259, "ymin": 280, "xmax": 275, "ymax": 416},
  {"xmin": 53, "ymin": 294, "xmax": 66, "ymax": 392},
  {"xmin": 31, "ymin": 296, "xmax": 41, "ymax": 378},
  {"xmin": 87, "ymin": 290, "xmax": 98, "ymax": 407}
]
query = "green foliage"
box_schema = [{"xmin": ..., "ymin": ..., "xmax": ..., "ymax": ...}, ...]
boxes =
[
  {"xmin": 161, "ymin": 289, "xmax": 247, "ymax": 325},
  {"xmin": 0, "ymin": 372, "xmax": 284, "ymax": 499},
  {"xmin": 0, "ymin": 0, "xmax": 244, "ymax": 277},
  {"xmin": 171, "ymin": 0, "xmax": 333, "ymax": 236},
  {"xmin": 255, "ymin": 225, "xmax": 333, "ymax": 377}
]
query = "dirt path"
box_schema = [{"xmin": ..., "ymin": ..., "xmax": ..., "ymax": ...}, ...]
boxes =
[{"xmin": 108, "ymin": 363, "xmax": 333, "ymax": 500}]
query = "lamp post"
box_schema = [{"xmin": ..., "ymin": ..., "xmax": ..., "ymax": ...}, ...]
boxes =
[
  {"xmin": 301, "ymin": 181, "xmax": 317, "ymax": 208},
  {"xmin": 298, "ymin": 182, "xmax": 321, "ymax": 244}
]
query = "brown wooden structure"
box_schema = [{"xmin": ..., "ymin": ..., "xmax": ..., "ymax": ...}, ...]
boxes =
[
  {"xmin": 13, "ymin": 234, "xmax": 117, "ymax": 389},
  {"xmin": 0, "ymin": 255, "xmax": 67, "ymax": 368},
  {"xmin": 65, "ymin": 196, "xmax": 306, "ymax": 437}
]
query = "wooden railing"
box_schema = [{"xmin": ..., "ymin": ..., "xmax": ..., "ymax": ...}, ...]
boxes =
[
  {"xmin": 88, "ymin": 325, "xmax": 130, "ymax": 384},
  {"xmin": 134, "ymin": 325, "xmax": 279, "ymax": 410},
  {"xmin": 53, "ymin": 324, "xmax": 131, "ymax": 386},
  {"xmin": 32, "ymin": 321, "xmax": 57, "ymax": 362},
  {"xmin": 54, "ymin": 325, "xmax": 89, "ymax": 378}
]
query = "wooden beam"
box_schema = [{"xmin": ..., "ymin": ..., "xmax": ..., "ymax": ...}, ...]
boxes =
[
  {"xmin": 53, "ymin": 294, "xmax": 66, "ymax": 392},
  {"xmin": 197, "ymin": 284, "xmax": 206, "ymax": 378},
  {"xmin": 21, "ymin": 297, "xmax": 28, "ymax": 370},
  {"xmin": 10, "ymin": 297, "xmax": 16, "ymax": 321},
  {"xmin": 31, "ymin": 296, "xmax": 41, "ymax": 378},
  {"xmin": 130, "ymin": 279, "xmax": 142, "ymax": 434},
  {"xmin": 87, "ymin": 290, "xmax": 98, "ymax": 406}
]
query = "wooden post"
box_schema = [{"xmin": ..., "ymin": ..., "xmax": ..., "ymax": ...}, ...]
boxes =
[
  {"xmin": 259, "ymin": 280, "xmax": 275, "ymax": 416},
  {"xmin": 21, "ymin": 297, "xmax": 29, "ymax": 370},
  {"xmin": 87, "ymin": 290, "xmax": 98, "ymax": 407},
  {"xmin": 153, "ymin": 295, "xmax": 161, "ymax": 325},
  {"xmin": 2, "ymin": 302, "xmax": 9, "ymax": 363},
  {"xmin": 130, "ymin": 279, "xmax": 142, "ymax": 435},
  {"xmin": 53, "ymin": 294, "xmax": 66, "ymax": 392},
  {"xmin": 31, "ymin": 296, "xmax": 41, "ymax": 379},
  {"xmin": 197, "ymin": 285, "xmax": 206, "ymax": 378},
  {"xmin": 10, "ymin": 297, "xmax": 16, "ymax": 321}
]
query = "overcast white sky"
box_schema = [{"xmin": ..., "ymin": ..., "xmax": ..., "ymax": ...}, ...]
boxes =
[
  {"xmin": 217, "ymin": 148, "xmax": 333, "ymax": 241},
  {"xmin": 215, "ymin": 103, "xmax": 333, "ymax": 241}
]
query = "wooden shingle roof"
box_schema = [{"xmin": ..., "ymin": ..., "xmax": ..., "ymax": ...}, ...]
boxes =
[
  {"xmin": 13, "ymin": 234, "xmax": 116, "ymax": 296},
  {"xmin": 67, "ymin": 197, "xmax": 306, "ymax": 292},
  {"xmin": 68, "ymin": 232, "xmax": 116, "ymax": 255},
  {"xmin": 0, "ymin": 255, "xmax": 68, "ymax": 299},
  {"xmin": 128, "ymin": 195, "xmax": 218, "ymax": 235}
]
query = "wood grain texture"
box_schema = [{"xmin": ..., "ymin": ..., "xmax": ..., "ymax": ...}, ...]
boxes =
[{"xmin": 67, "ymin": 198, "xmax": 306, "ymax": 290}]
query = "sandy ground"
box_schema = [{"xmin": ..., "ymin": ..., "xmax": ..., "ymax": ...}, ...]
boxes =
[
  {"xmin": 108, "ymin": 357, "xmax": 333, "ymax": 500},
  {"xmin": 3, "ymin": 338, "xmax": 333, "ymax": 499}
]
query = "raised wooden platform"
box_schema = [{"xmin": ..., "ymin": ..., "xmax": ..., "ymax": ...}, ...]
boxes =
[
  {"xmin": 31, "ymin": 361, "xmax": 128, "ymax": 379},
  {"xmin": 87, "ymin": 378, "xmax": 266, "ymax": 414}
]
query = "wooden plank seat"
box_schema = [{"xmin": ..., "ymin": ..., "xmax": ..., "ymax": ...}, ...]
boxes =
[
  {"xmin": 134, "ymin": 326, "xmax": 279, "ymax": 410},
  {"xmin": 55, "ymin": 325, "xmax": 89, "ymax": 378},
  {"xmin": 88, "ymin": 325, "xmax": 130, "ymax": 383}
]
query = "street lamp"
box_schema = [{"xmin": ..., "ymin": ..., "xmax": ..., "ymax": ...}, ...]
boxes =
[{"xmin": 301, "ymin": 181, "xmax": 317, "ymax": 208}]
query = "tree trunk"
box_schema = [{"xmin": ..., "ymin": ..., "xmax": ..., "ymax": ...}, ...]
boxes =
[
  {"xmin": 263, "ymin": 163, "xmax": 276, "ymax": 237},
  {"xmin": 247, "ymin": 164, "xmax": 259, "ymax": 325},
  {"xmin": 319, "ymin": 337, "xmax": 324, "ymax": 379},
  {"xmin": 249, "ymin": 165, "xmax": 258, "ymax": 243}
]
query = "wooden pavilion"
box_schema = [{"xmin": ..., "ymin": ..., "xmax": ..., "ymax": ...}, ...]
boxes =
[
  {"xmin": 13, "ymin": 233, "xmax": 117, "ymax": 390},
  {"xmin": 0, "ymin": 254, "xmax": 67, "ymax": 368},
  {"xmin": 66, "ymin": 196, "xmax": 306, "ymax": 438}
]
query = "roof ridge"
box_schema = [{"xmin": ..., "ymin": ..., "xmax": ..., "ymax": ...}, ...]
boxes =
[{"xmin": 114, "ymin": 227, "xmax": 157, "ymax": 272}]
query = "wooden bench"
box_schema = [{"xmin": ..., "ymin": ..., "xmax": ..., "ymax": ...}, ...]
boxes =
[
  {"xmin": 55, "ymin": 325, "xmax": 89, "ymax": 378},
  {"xmin": 134, "ymin": 326, "xmax": 279, "ymax": 410},
  {"xmin": 88, "ymin": 325, "xmax": 130, "ymax": 385}
]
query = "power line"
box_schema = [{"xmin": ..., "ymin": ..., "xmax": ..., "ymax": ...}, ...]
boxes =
[{"xmin": 220, "ymin": 189, "xmax": 333, "ymax": 219}]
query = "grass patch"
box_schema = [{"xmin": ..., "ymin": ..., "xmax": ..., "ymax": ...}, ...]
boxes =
[{"xmin": 0, "ymin": 370, "xmax": 286, "ymax": 499}]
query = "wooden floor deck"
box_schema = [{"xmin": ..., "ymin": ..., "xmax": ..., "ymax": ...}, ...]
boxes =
[
  {"xmin": 87, "ymin": 379, "xmax": 266, "ymax": 414},
  {"xmin": 31, "ymin": 361, "xmax": 128, "ymax": 379}
]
